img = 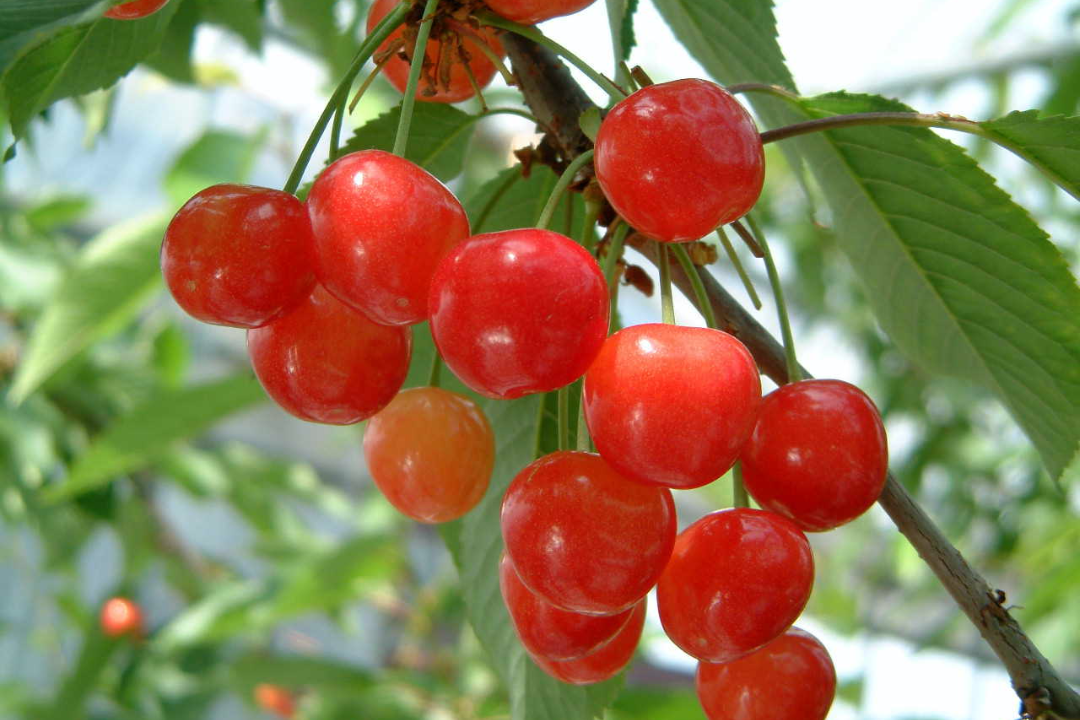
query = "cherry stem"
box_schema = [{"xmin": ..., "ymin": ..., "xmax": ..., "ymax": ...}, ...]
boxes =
[
  {"xmin": 444, "ymin": 18, "xmax": 517, "ymax": 87},
  {"xmin": 350, "ymin": 50, "xmax": 396, "ymax": 113},
  {"xmin": 658, "ymin": 242, "xmax": 675, "ymax": 325},
  {"xmin": 535, "ymin": 149, "xmax": 594, "ymax": 230},
  {"xmin": 580, "ymin": 197, "xmax": 601, "ymax": 252},
  {"xmin": 283, "ymin": 2, "xmax": 409, "ymax": 195},
  {"xmin": 474, "ymin": 11, "xmax": 627, "ymax": 102},
  {"xmin": 672, "ymin": 245, "xmax": 717, "ymax": 329},
  {"xmin": 393, "ymin": 0, "xmax": 441, "ymax": 158},
  {"xmin": 427, "ymin": 350, "xmax": 443, "ymax": 388},
  {"xmin": 557, "ymin": 386, "xmax": 570, "ymax": 451},
  {"xmin": 741, "ymin": 215, "xmax": 801, "ymax": 384},
  {"xmin": 715, "ymin": 226, "xmax": 762, "ymax": 310},
  {"xmin": 575, "ymin": 381, "xmax": 590, "ymax": 452},
  {"xmin": 602, "ymin": 223, "xmax": 629, "ymax": 333},
  {"xmin": 732, "ymin": 463, "xmax": 750, "ymax": 509},
  {"xmin": 462, "ymin": 58, "xmax": 488, "ymax": 112},
  {"xmin": 330, "ymin": 91, "xmax": 347, "ymax": 160}
]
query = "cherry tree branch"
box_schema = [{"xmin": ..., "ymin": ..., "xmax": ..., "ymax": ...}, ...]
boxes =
[{"xmin": 501, "ymin": 33, "xmax": 1080, "ymax": 720}]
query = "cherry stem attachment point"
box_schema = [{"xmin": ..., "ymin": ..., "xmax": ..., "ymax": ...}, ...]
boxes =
[
  {"xmin": 658, "ymin": 242, "xmax": 675, "ymax": 325},
  {"xmin": 732, "ymin": 463, "xmax": 750, "ymax": 509},
  {"xmin": 741, "ymin": 215, "xmax": 801, "ymax": 384},
  {"xmin": 715, "ymin": 226, "xmax": 762, "ymax": 310},
  {"xmin": 393, "ymin": 0, "xmax": 441, "ymax": 158},
  {"xmin": 535, "ymin": 149, "xmax": 594, "ymax": 230},
  {"xmin": 672, "ymin": 245, "xmax": 718, "ymax": 329}
]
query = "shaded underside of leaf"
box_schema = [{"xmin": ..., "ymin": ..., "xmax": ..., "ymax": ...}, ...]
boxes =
[{"xmin": 0, "ymin": 0, "xmax": 103, "ymax": 75}]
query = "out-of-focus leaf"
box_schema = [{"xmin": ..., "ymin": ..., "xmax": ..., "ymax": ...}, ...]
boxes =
[
  {"xmin": 143, "ymin": 0, "xmax": 199, "ymax": 83},
  {"xmin": 151, "ymin": 322, "xmax": 189, "ymax": 387},
  {"xmin": 609, "ymin": 686, "xmax": 700, "ymax": 717},
  {"xmin": 202, "ymin": 0, "xmax": 263, "ymax": 52},
  {"xmin": 0, "ymin": 0, "xmax": 103, "ymax": 75},
  {"xmin": 24, "ymin": 194, "xmax": 90, "ymax": 231},
  {"xmin": 163, "ymin": 128, "xmax": 266, "ymax": 206},
  {"xmin": 229, "ymin": 653, "xmax": 375, "ymax": 694},
  {"xmin": 43, "ymin": 624, "xmax": 117, "ymax": 720}
]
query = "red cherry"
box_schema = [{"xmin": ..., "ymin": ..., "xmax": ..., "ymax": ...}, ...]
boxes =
[
  {"xmin": 161, "ymin": 184, "xmax": 316, "ymax": 329},
  {"xmin": 367, "ymin": 0, "xmax": 506, "ymax": 104},
  {"xmin": 740, "ymin": 379, "xmax": 888, "ymax": 532},
  {"xmin": 500, "ymin": 553, "xmax": 633, "ymax": 661},
  {"xmin": 594, "ymin": 79, "xmax": 764, "ymax": 242},
  {"xmin": 484, "ymin": 0, "xmax": 597, "ymax": 25},
  {"xmin": 429, "ymin": 228, "xmax": 609, "ymax": 400},
  {"xmin": 307, "ymin": 150, "xmax": 470, "ymax": 326},
  {"xmin": 583, "ymin": 323, "xmax": 761, "ymax": 489},
  {"xmin": 254, "ymin": 683, "xmax": 296, "ymax": 719},
  {"xmin": 247, "ymin": 284, "xmax": 411, "ymax": 425},
  {"xmin": 363, "ymin": 386, "xmax": 494, "ymax": 523},
  {"xmin": 104, "ymin": 0, "xmax": 170, "ymax": 19},
  {"xmin": 696, "ymin": 627, "xmax": 836, "ymax": 720},
  {"xmin": 100, "ymin": 597, "xmax": 144, "ymax": 638},
  {"xmin": 529, "ymin": 597, "xmax": 646, "ymax": 685},
  {"xmin": 657, "ymin": 508, "xmax": 814, "ymax": 663},
  {"xmin": 501, "ymin": 451, "xmax": 676, "ymax": 615}
]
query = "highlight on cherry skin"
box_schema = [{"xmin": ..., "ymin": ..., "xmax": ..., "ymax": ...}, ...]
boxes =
[
  {"xmin": 104, "ymin": 0, "xmax": 171, "ymax": 20},
  {"xmin": 500, "ymin": 450, "xmax": 676, "ymax": 616},
  {"xmin": 740, "ymin": 378, "xmax": 889, "ymax": 532},
  {"xmin": 696, "ymin": 627, "xmax": 836, "ymax": 720},
  {"xmin": 307, "ymin": 150, "xmax": 470, "ymax": 326},
  {"xmin": 528, "ymin": 597, "xmax": 647, "ymax": 685},
  {"xmin": 100, "ymin": 596, "xmax": 144, "ymax": 638},
  {"xmin": 583, "ymin": 323, "xmax": 761, "ymax": 489},
  {"xmin": 594, "ymin": 78, "xmax": 765, "ymax": 243},
  {"xmin": 657, "ymin": 507, "xmax": 814, "ymax": 663},
  {"xmin": 428, "ymin": 228, "xmax": 609, "ymax": 400},
  {"xmin": 363, "ymin": 386, "xmax": 495, "ymax": 523},
  {"xmin": 161, "ymin": 184, "xmax": 316, "ymax": 329}
]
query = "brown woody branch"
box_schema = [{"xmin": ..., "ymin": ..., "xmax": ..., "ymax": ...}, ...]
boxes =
[{"xmin": 501, "ymin": 33, "xmax": 1080, "ymax": 720}]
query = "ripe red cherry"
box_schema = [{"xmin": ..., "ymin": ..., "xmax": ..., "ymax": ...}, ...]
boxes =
[
  {"xmin": 484, "ymin": 0, "xmax": 597, "ymax": 25},
  {"xmin": 594, "ymin": 79, "xmax": 764, "ymax": 242},
  {"xmin": 500, "ymin": 553, "xmax": 633, "ymax": 661},
  {"xmin": 161, "ymin": 184, "xmax": 316, "ymax": 329},
  {"xmin": 696, "ymin": 627, "xmax": 836, "ymax": 720},
  {"xmin": 429, "ymin": 228, "xmax": 609, "ymax": 400},
  {"xmin": 307, "ymin": 151, "xmax": 470, "ymax": 326},
  {"xmin": 367, "ymin": 0, "xmax": 506, "ymax": 104},
  {"xmin": 583, "ymin": 323, "xmax": 761, "ymax": 489},
  {"xmin": 740, "ymin": 379, "xmax": 888, "ymax": 532},
  {"xmin": 254, "ymin": 683, "xmax": 296, "ymax": 719},
  {"xmin": 529, "ymin": 597, "xmax": 646, "ymax": 685},
  {"xmin": 363, "ymin": 386, "xmax": 494, "ymax": 523},
  {"xmin": 657, "ymin": 508, "xmax": 814, "ymax": 663},
  {"xmin": 247, "ymin": 284, "xmax": 411, "ymax": 425},
  {"xmin": 104, "ymin": 0, "xmax": 170, "ymax": 19},
  {"xmin": 100, "ymin": 597, "xmax": 144, "ymax": 638},
  {"xmin": 501, "ymin": 451, "xmax": 676, "ymax": 615}
]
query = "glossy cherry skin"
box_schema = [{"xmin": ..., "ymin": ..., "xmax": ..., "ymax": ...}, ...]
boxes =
[
  {"xmin": 161, "ymin": 184, "xmax": 316, "ymax": 329},
  {"xmin": 530, "ymin": 597, "xmax": 646, "ymax": 685},
  {"xmin": 254, "ymin": 683, "xmax": 296, "ymax": 719},
  {"xmin": 740, "ymin": 379, "xmax": 888, "ymax": 532},
  {"xmin": 696, "ymin": 627, "xmax": 836, "ymax": 720},
  {"xmin": 657, "ymin": 508, "xmax": 814, "ymax": 663},
  {"xmin": 100, "ymin": 597, "xmax": 144, "ymax": 638},
  {"xmin": 484, "ymin": 0, "xmax": 597, "ymax": 25},
  {"xmin": 583, "ymin": 323, "xmax": 761, "ymax": 489},
  {"xmin": 363, "ymin": 386, "xmax": 494, "ymax": 523},
  {"xmin": 500, "ymin": 553, "xmax": 633, "ymax": 661},
  {"xmin": 104, "ymin": 0, "xmax": 170, "ymax": 19},
  {"xmin": 307, "ymin": 151, "xmax": 470, "ymax": 326},
  {"xmin": 594, "ymin": 79, "xmax": 764, "ymax": 242},
  {"xmin": 429, "ymin": 229, "xmax": 609, "ymax": 400},
  {"xmin": 247, "ymin": 284, "xmax": 411, "ymax": 425},
  {"xmin": 501, "ymin": 451, "xmax": 676, "ymax": 615},
  {"xmin": 367, "ymin": 0, "xmax": 505, "ymax": 104}
]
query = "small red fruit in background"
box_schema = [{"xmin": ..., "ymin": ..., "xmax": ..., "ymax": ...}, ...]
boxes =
[
  {"xmin": 696, "ymin": 627, "xmax": 836, "ymax": 720},
  {"xmin": 247, "ymin": 284, "xmax": 411, "ymax": 425},
  {"xmin": 740, "ymin": 379, "xmax": 888, "ymax": 531},
  {"xmin": 484, "ymin": 0, "xmax": 597, "ymax": 25},
  {"xmin": 429, "ymin": 228, "xmax": 609, "ymax": 400},
  {"xmin": 583, "ymin": 323, "xmax": 761, "ymax": 489},
  {"xmin": 254, "ymin": 683, "xmax": 296, "ymax": 719},
  {"xmin": 529, "ymin": 597, "xmax": 646, "ymax": 685},
  {"xmin": 161, "ymin": 184, "xmax": 316, "ymax": 329},
  {"xmin": 100, "ymin": 596, "xmax": 144, "ymax": 638},
  {"xmin": 104, "ymin": 0, "xmax": 170, "ymax": 20},
  {"xmin": 363, "ymin": 386, "xmax": 494, "ymax": 523},
  {"xmin": 367, "ymin": 0, "xmax": 505, "ymax": 104},
  {"xmin": 500, "ymin": 553, "xmax": 633, "ymax": 661},
  {"xmin": 307, "ymin": 150, "xmax": 470, "ymax": 326},
  {"xmin": 657, "ymin": 508, "xmax": 814, "ymax": 663},
  {"xmin": 501, "ymin": 451, "xmax": 676, "ymax": 616},
  {"xmin": 595, "ymin": 79, "xmax": 765, "ymax": 242}
]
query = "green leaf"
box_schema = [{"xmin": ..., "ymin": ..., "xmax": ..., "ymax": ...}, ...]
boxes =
[
  {"xmin": 142, "ymin": 0, "xmax": 199, "ymax": 83},
  {"xmin": 0, "ymin": 0, "xmax": 103, "ymax": 75},
  {"xmin": 619, "ymin": 0, "xmax": 638, "ymax": 63},
  {"xmin": 979, "ymin": 110, "xmax": 1080, "ymax": 200},
  {"xmin": 44, "ymin": 624, "xmax": 117, "ymax": 720},
  {"xmin": 8, "ymin": 213, "xmax": 169, "ymax": 403},
  {"xmin": 1, "ymin": 2, "xmax": 179, "ymax": 138},
  {"xmin": 164, "ymin": 128, "xmax": 266, "ymax": 205},
  {"xmin": 796, "ymin": 92, "xmax": 1080, "ymax": 482},
  {"xmin": 229, "ymin": 653, "xmax": 374, "ymax": 694},
  {"xmin": 337, "ymin": 103, "xmax": 479, "ymax": 182},
  {"xmin": 43, "ymin": 373, "xmax": 267, "ymax": 503},
  {"xmin": 201, "ymin": 0, "xmax": 263, "ymax": 52},
  {"xmin": 465, "ymin": 165, "xmax": 584, "ymax": 235}
]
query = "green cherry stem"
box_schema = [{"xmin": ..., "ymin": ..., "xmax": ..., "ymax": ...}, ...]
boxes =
[
  {"xmin": 283, "ymin": 1, "xmax": 409, "ymax": 194},
  {"xmin": 579, "ymin": 196, "xmax": 601, "ymax": 252},
  {"xmin": 732, "ymin": 462, "xmax": 750, "ymax": 508},
  {"xmin": 557, "ymin": 386, "xmax": 570, "ymax": 451},
  {"xmin": 427, "ymin": 350, "xmax": 443, "ymax": 388},
  {"xmin": 474, "ymin": 11, "xmax": 627, "ymax": 102},
  {"xmin": 658, "ymin": 242, "xmax": 675, "ymax": 325},
  {"xmin": 715, "ymin": 226, "xmax": 762, "ymax": 310},
  {"xmin": 603, "ymin": 223, "xmax": 629, "ymax": 333},
  {"xmin": 671, "ymin": 245, "xmax": 718, "ymax": 329},
  {"xmin": 535, "ymin": 149, "xmax": 595, "ymax": 230},
  {"xmin": 330, "ymin": 91, "xmax": 347, "ymax": 160},
  {"xmin": 741, "ymin": 215, "xmax": 801, "ymax": 383},
  {"xmin": 393, "ymin": 0, "xmax": 441, "ymax": 158}
]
